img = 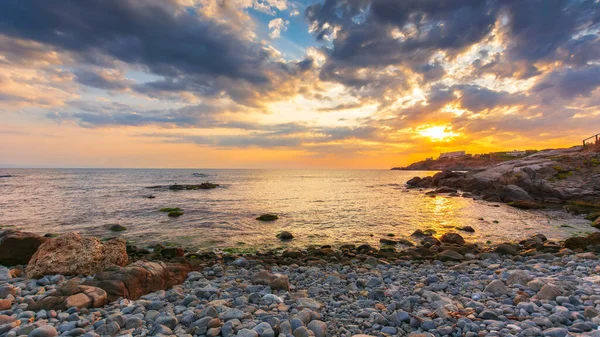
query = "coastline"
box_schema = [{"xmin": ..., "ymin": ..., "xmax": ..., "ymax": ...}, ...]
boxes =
[{"xmin": 3, "ymin": 229, "xmax": 600, "ymax": 336}]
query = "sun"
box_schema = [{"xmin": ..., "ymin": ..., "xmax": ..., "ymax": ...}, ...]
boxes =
[{"xmin": 418, "ymin": 126, "xmax": 458, "ymax": 141}]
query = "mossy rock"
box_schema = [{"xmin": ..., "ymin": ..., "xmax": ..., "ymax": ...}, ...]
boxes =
[
  {"xmin": 507, "ymin": 200, "xmax": 545, "ymax": 210},
  {"xmin": 160, "ymin": 207, "xmax": 182, "ymax": 212},
  {"xmin": 109, "ymin": 224, "xmax": 127, "ymax": 232},
  {"xmin": 423, "ymin": 229, "xmax": 437, "ymax": 235},
  {"xmin": 585, "ymin": 212, "xmax": 600, "ymax": 221},
  {"xmin": 565, "ymin": 201, "xmax": 600, "ymax": 215},
  {"xmin": 168, "ymin": 211, "xmax": 184, "ymax": 217},
  {"xmin": 256, "ymin": 214, "xmax": 279, "ymax": 221}
]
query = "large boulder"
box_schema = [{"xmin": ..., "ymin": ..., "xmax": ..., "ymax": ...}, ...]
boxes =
[
  {"xmin": 0, "ymin": 230, "xmax": 47, "ymax": 266},
  {"xmin": 87, "ymin": 260, "xmax": 190, "ymax": 301},
  {"xmin": 29, "ymin": 280, "xmax": 107, "ymax": 310},
  {"xmin": 564, "ymin": 232, "xmax": 600, "ymax": 250},
  {"xmin": 26, "ymin": 233, "xmax": 127, "ymax": 278},
  {"xmin": 498, "ymin": 185, "xmax": 534, "ymax": 202}
]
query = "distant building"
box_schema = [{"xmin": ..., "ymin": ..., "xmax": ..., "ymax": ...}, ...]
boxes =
[
  {"xmin": 439, "ymin": 151, "xmax": 466, "ymax": 159},
  {"xmin": 506, "ymin": 150, "xmax": 526, "ymax": 157},
  {"xmin": 425, "ymin": 157, "xmax": 433, "ymax": 161}
]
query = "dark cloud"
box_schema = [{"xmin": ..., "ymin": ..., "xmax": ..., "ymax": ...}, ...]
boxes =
[
  {"xmin": 317, "ymin": 102, "xmax": 364, "ymax": 112},
  {"xmin": 73, "ymin": 69, "xmax": 132, "ymax": 91},
  {"xmin": 532, "ymin": 65, "xmax": 600, "ymax": 100},
  {"xmin": 454, "ymin": 85, "xmax": 521, "ymax": 112},
  {"xmin": 307, "ymin": 0, "xmax": 600, "ymax": 89},
  {"xmin": 306, "ymin": 0, "xmax": 500, "ymax": 88},
  {"xmin": 503, "ymin": 0, "xmax": 599, "ymax": 64},
  {"xmin": 0, "ymin": 0, "xmax": 293, "ymax": 105},
  {"xmin": 48, "ymin": 101, "xmax": 236, "ymax": 128}
]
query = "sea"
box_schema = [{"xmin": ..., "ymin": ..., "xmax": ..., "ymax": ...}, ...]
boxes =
[{"xmin": 0, "ymin": 168, "xmax": 591, "ymax": 251}]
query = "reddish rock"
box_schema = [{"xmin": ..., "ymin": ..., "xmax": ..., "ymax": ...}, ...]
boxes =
[
  {"xmin": 30, "ymin": 280, "xmax": 107, "ymax": 310},
  {"xmin": 251, "ymin": 270, "xmax": 290, "ymax": 291},
  {"xmin": 26, "ymin": 233, "xmax": 127, "ymax": 278},
  {"xmin": 87, "ymin": 260, "xmax": 190, "ymax": 301},
  {"xmin": 0, "ymin": 230, "xmax": 47, "ymax": 266}
]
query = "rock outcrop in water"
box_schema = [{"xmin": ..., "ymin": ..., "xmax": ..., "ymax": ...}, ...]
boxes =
[
  {"xmin": 407, "ymin": 146, "xmax": 600, "ymax": 205},
  {"xmin": 26, "ymin": 232, "xmax": 128, "ymax": 278},
  {"xmin": 147, "ymin": 183, "xmax": 219, "ymax": 190},
  {"xmin": 0, "ymin": 230, "xmax": 47, "ymax": 266}
]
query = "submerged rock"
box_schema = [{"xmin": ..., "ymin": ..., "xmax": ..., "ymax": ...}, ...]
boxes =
[
  {"xmin": 256, "ymin": 214, "xmax": 279, "ymax": 221},
  {"xmin": 277, "ymin": 231, "xmax": 294, "ymax": 240},
  {"xmin": 26, "ymin": 233, "xmax": 127, "ymax": 278},
  {"xmin": 147, "ymin": 182, "xmax": 219, "ymax": 190},
  {"xmin": 108, "ymin": 224, "xmax": 127, "ymax": 232}
]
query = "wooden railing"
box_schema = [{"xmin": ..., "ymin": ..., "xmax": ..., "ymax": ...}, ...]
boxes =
[{"xmin": 583, "ymin": 133, "xmax": 600, "ymax": 146}]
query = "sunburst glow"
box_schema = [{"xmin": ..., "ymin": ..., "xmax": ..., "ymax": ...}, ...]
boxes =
[{"xmin": 418, "ymin": 126, "xmax": 458, "ymax": 141}]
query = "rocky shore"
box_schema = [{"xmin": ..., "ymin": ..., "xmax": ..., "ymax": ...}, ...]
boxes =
[
  {"xmin": 4, "ymin": 227, "xmax": 600, "ymax": 337},
  {"xmin": 406, "ymin": 146, "xmax": 600, "ymax": 222}
]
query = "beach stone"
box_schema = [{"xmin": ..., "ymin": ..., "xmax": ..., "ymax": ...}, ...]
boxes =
[
  {"xmin": 307, "ymin": 320, "xmax": 327, "ymax": 337},
  {"xmin": 495, "ymin": 243, "xmax": 519, "ymax": 255},
  {"xmin": 507, "ymin": 270, "xmax": 532, "ymax": 286},
  {"xmin": 28, "ymin": 326, "xmax": 58, "ymax": 337},
  {"xmin": 0, "ymin": 285, "xmax": 16, "ymax": 299},
  {"xmin": 30, "ymin": 281, "xmax": 107, "ymax": 310},
  {"xmin": 485, "ymin": 280, "xmax": 508, "ymax": 296},
  {"xmin": 293, "ymin": 326, "xmax": 313, "ymax": 337},
  {"xmin": 0, "ymin": 267, "xmax": 10, "ymax": 281},
  {"xmin": 543, "ymin": 327, "xmax": 568, "ymax": 337},
  {"xmin": 26, "ymin": 232, "xmax": 127, "ymax": 278},
  {"xmin": 149, "ymin": 324, "xmax": 171, "ymax": 336},
  {"xmin": 251, "ymin": 270, "xmax": 290, "ymax": 291},
  {"xmin": 0, "ymin": 315, "xmax": 16, "ymax": 325},
  {"xmin": 237, "ymin": 329, "xmax": 259, "ymax": 337},
  {"xmin": 439, "ymin": 233, "xmax": 465, "ymax": 245},
  {"xmin": 0, "ymin": 298, "xmax": 12, "ymax": 310},
  {"xmin": 297, "ymin": 298, "xmax": 323, "ymax": 310},
  {"xmin": 87, "ymin": 260, "xmax": 190, "ymax": 301},
  {"xmin": 221, "ymin": 308, "xmax": 245, "ymax": 321},
  {"xmin": 0, "ymin": 229, "xmax": 47, "ymax": 266},
  {"xmin": 438, "ymin": 250, "xmax": 464, "ymax": 261},
  {"xmin": 537, "ymin": 284, "xmax": 562, "ymax": 300}
]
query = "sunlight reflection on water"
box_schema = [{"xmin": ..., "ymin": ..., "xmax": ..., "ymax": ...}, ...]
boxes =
[{"xmin": 0, "ymin": 168, "xmax": 592, "ymax": 250}]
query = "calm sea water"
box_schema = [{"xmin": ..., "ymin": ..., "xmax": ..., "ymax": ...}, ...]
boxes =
[{"xmin": 0, "ymin": 168, "xmax": 591, "ymax": 251}]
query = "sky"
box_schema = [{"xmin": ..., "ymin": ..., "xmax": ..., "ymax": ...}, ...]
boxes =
[{"xmin": 0, "ymin": 0, "xmax": 599, "ymax": 169}]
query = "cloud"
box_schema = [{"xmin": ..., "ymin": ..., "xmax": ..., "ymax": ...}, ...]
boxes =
[
  {"xmin": 0, "ymin": 0, "xmax": 300, "ymax": 106},
  {"xmin": 268, "ymin": 18, "xmax": 290, "ymax": 39},
  {"xmin": 533, "ymin": 65, "xmax": 600, "ymax": 100}
]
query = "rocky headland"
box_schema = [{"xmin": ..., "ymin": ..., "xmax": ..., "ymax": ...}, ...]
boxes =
[
  {"xmin": 4, "ymin": 224, "xmax": 600, "ymax": 337},
  {"xmin": 406, "ymin": 146, "xmax": 600, "ymax": 222}
]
